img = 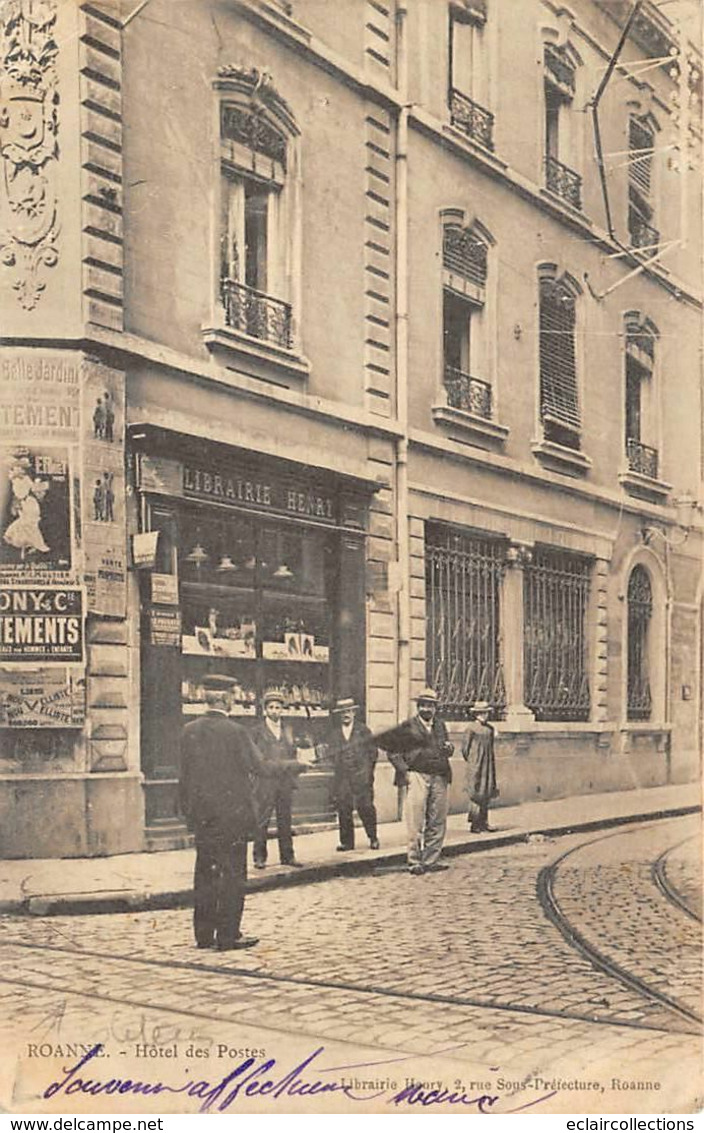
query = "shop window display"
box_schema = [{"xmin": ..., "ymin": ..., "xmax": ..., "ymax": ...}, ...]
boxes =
[{"xmin": 178, "ymin": 509, "xmax": 332, "ymax": 740}]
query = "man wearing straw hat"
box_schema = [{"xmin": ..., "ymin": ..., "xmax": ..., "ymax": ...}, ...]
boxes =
[
  {"xmin": 327, "ymin": 697, "xmax": 380, "ymax": 852},
  {"xmin": 462, "ymin": 700, "xmax": 498, "ymax": 833},
  {"xmin": 377, "ymin": 688, "xmax": 454, "ymax": 875},
  {"xmin": 180, "ymin": 674, "xmax": 302, "ymax": 951}
]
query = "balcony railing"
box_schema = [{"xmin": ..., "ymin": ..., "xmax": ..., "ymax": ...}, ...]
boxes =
[
  {"xmin": 221, "ymin": 279, "xmax": 293, "ymax": 349},
  {"xmin": 627, "ymin": 438, "xmax": 659, "ymax": 479},
  {"xmin": 449, "ymin": 89, "xmax": 494, "ymax": 151},
  {"xmin": 545, "ymin": 155, "xmax": 582, "ymax": 210},
  {"xmin": 445, "ymin": 365, "xmax": 492, "ymax": 418},
  {"xmin": 629, "ymin": 215, "xmax": 660, "ymax": 253}
]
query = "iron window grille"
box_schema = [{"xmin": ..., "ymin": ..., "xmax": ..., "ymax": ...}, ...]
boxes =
[
  {"xmin": 443, "ymin": 224, "xmax": 488, "ymax": 287},
  {"xmin": 449, "ymin": 88, "xmax": 495, "ymax": 150},
  {"xmin": 539, "ymin": 277, "xmax": 581, "ymax": 449},
  {"xmin": 524, "ymin": 547, "xmax": 592, "ymax": 721},
  {"xmin": 444, "ymin": 365, "xmax": 492, "ymax": 418},
  {"xmin": 627, "ymin": 566, "xmax": 653, "ymax": 721},
  {"xmin": 220, "ymin": 278, "xmax": 293, "ymax": 349},
  {"xmin": 425, "ymin": 525, "xmax": 506, "ymax": 719},
  {"xmin": 545, "ymin": 154, "xmax": 582, "ymax": 210}
]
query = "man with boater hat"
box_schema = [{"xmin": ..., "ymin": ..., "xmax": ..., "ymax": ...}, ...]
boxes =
[
  {"xmin": 326, "ymin": 697, "xmax": 380, "ymax": 852},
  {"xmin": 250, "ymin": 689, "xmax": 303, "ymax": 869},
  {"xmin": 377, "ymin": 688, "xmax": 454, "ymax": 875},
  {"xmin": 179, "ymin": 674, "xmax": 303, "ymax": 950}
]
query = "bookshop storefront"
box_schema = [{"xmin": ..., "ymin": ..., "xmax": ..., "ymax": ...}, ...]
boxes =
[{"xmin": 131, "ymin": 428, "xmax": 372, "ymax": 839}]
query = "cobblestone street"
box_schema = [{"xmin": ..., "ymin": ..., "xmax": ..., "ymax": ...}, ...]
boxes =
[{"xmin": 1, "ymin": 815, "xmax": 700, "ymax": 1115}]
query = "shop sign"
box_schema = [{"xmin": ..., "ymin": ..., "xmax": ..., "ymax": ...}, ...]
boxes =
[
  {"xmin": 0, "ymin": 668, "xmax": 86, "ymax": 728},
  {"xmin": 150, "ymin": 605, "xmax": 181, "ymax": 647},
  {"xmin": 182, "ymin": 464, "xmax": 338, "ymax": 524},
  {"xmin": 151, "ymin": 572, "xmax": 179, "ymax": 605},
  {"xmin": 132, "ymin": 530, "xmax": 160, "ymax": 568},
  {"xmin": 0, "ymin": 587, "xmax": 84, "ymax": 663}
]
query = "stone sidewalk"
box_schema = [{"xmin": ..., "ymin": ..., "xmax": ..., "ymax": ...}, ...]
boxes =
[{"xmin": 1, "ymin": 782, "xmax": 699, "ymax": 915}]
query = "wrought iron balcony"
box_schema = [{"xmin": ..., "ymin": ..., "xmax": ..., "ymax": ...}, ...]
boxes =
[
  {"xmin": 220, "ymin": 279, "xmax": 293, "ymax": 349},
  {"xmin": 545, "ymin": 155, "xmax": 582, "ymax": 210},
  {"xmin": 449, "ymin": 89, "xmax": 494, "ymax": 151},
  {"xmin": 627, "ymin": 438, "xmax": 659, "ymax": 479},
  {"xmin": 629, "ymin": 215, "xmax": 660, "ymax": 253},
  {"xmin": 444, "ymin": 365, "xmax": 492, "ymax": 418}
]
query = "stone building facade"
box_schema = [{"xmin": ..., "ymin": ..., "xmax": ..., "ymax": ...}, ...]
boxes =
[{"xmin": 0, "ymin": 0, "xmax": 700, "ymax": 857}]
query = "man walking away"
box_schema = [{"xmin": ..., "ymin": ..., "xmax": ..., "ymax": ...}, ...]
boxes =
[
  {"xmin": 462, "ymin": 700, "xmax": 498, "ymax": 833},
  {"xmin": 377, "ymin": 689, "xmax": 454, "ymax": 875},
  {"xmin": 251, "ymin": 690, "xmax": 303, "ymax": 869},
  {"xmin": 179, "ymin": 675, "xmax": 303, "ymax": 951},
  {"xmin": 327, "ymin": 697, "xmax": 380, "ymax": 852}
]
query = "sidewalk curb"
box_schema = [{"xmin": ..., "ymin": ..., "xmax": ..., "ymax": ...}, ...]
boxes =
[{"xmin": 3, "ymin": 803, "xmax": 699, "ymax": 918}]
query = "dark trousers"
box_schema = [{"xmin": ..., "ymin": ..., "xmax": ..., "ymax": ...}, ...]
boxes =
[
  {"xmin": 193, "ymin": 838, "xmax": 247, "ymax": 948},
  {"xmin": 338, "ymin": 782, "xmax": 377, "ymax": 848},
  {"xmin": 468, "ymin": 799, "xmax": 489, "ymax": 831},
  {"xmin": 253, "ymin": 790, "xmax": 294, "ymax": 864}
]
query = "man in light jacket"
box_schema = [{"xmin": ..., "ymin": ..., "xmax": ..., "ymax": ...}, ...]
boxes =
[{"xmin": 377, "ymin": 688, "xmax": 454, "ymax": 875}]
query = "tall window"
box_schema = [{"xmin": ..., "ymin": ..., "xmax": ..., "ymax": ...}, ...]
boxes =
[
  {"xmin": 539, "ymin": 273, "xmax": 581, "ymax": 449},
  {"xmin": 627, "ymin": 565, "xmax": 653, "ymax": 721},
  {"xmin": 425, "ymin": 524, "xmax": 506, "ymax": 718},
  {"xmin": 448, "ymin": 0, "xmax": 494, "ymax": 150},
  {"xmin": 442, "ymin": 222, "xmax": 491, "ymax": 418},
  {"xmin": 218, "ymin": 74, "xmax": 296, "ymax": 350},
  {"xmin": 628, "ymin": 115, "xmax": 658, "ymax": 252},
  {"xmin": 524, "ymin": 547, "xmax": 591, "ymax": 721},
  {"xmin": 624, "ymin": 317, "xmax": 658, "ymax": 479},
  {"xmin": 543, "ymin": 43, "xmax": 581, "ymax": 209}
]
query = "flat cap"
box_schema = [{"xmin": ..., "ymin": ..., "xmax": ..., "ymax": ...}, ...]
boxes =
[{"xmin": 201, "ymin": 673, "xmax": 236, "ymax": 691}]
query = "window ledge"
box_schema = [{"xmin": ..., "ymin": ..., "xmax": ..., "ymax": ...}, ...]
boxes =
[
  {"xmin": 619, "ymin": 722, "xmax": 671, "ymax": 733},
  {"xmin": 432, "ymin": 403, "xmax": 509, "ymax": 446},
  {"xmin": 532, "ymin": 438, "xmax": 592, "ymax": 477},
  {"xmin": 618, "ymin": 468, "xmax": 671, "ymax": 504},
  {"xmin": 202, "ymin": 323, "xmax": 311, "ymax": 382}
]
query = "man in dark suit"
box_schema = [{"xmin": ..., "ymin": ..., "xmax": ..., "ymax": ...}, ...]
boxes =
[
  {"xmin": 327, "ymin": 697, "xmax": 380, "ymax": 852},
  {"xmin": 377, "ymin": 688, "xmax": 454, "ymax": 875},
  {"xmin": 179, "ymin": 674, "xmax": 302, "ymax": 950},
  {"xmin": 250, "ymin": 689, "xmax": 302, "ymax": 869}
]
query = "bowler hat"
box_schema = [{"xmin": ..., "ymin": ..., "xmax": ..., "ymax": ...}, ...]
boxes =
[
  {"xmin": 472, "ymin": 700, "xmax": 491, "ymax": 713},
  {"xmin": 416, "ymin": 687, "xmax": 439, "ymax": 703},
  {"xmin": 332, "ymin": 697, "xmax": 358, "ymax": 713},
  {"xmin": 201, "ymin": 673, "xmax": 236, "ymax": 692}
]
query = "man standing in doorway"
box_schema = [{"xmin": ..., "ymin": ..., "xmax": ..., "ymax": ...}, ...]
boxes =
[
  {"xmin": 378, "ymin": 689, "xmax": 454, "ymax": 875},
  {"xmin": 179, "ymin": 675, "xmax": 301, "ymax": 950},
  {"xmin": 251, "ymin": 690, "xmax": 303, "ymax": 869},
  {"xmin": 327, "ymin": 697, "xmax": 380, "ymax": 852}
]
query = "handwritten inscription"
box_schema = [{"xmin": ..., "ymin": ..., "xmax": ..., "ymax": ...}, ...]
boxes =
[{"xmin": 42, "ymin": 1044, "xmax": 558, "ymax": 1113}]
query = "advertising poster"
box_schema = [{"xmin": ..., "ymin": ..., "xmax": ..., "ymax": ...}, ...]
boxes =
[
  {"xmin": 82, "ymin": 361, "xmax": 127, "ymax": 617},
  {"xmin": 0, "ymin": 586, "xmax": 84, "ymax": 663},
  {"xmin": 0, "ymin": 351, "xmax": 80, "ymax": 585},
  {"xmin": 0, "ymin": 668, "xmax": 85, "ymax": 728},
  {"xmin": 0, "ymin": 445, "xmax": 72, "ymax": 577}
]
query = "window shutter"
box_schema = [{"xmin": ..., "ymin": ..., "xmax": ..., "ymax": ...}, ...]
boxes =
[
  {"xmin": 539, "ymin": 280, "xmax": 580, "ymax": 429},
  {"xmin": 629, "ymin": 117, "xmax": 653, "ymax": 197}
]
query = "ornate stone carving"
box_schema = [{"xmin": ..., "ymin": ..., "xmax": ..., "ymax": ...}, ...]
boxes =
[{"xmin": 0, "ymin": 0, "xmax": 59, "ymax": 309}]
